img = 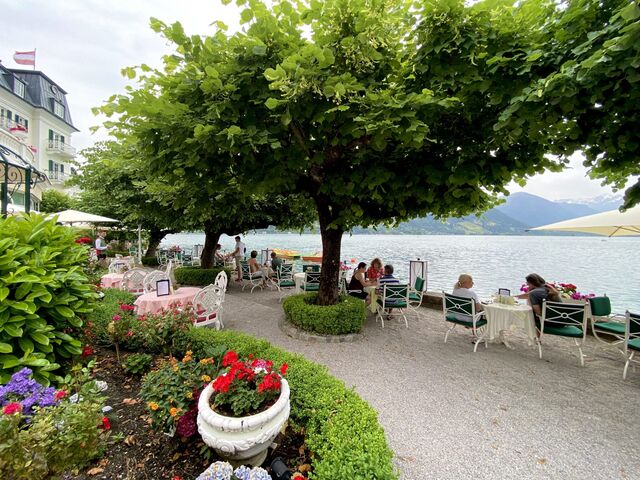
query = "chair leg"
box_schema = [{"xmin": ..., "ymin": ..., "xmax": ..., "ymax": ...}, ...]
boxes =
[
  {"xmin": 401, "ymin": 309, "xmax": 408, "ymax": 328},
  {"xmin": 623, "ymin": 351, "xmax": 634, "ymax": 380},
  {"xmin": 536, "ymin": 338, "xmax": 543, "ymax": 359},
  {"xmin": 575, "ymin": 339, "xmax": 585, "ymax": 367},
  {"xmin": 444, "ymin": 324, "xmax": 455, "ymax": 343},
  {"xmin": 376, "ymin": 305, "xmax": 385, "ymax": 328}
]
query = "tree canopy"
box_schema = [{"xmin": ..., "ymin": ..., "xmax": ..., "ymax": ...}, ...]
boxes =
[{"xmin": 98, "ymin": 0, "xmax": 639, "ymax": 303}]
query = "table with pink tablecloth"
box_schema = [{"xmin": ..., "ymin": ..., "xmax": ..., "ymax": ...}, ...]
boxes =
[
  {"xmin": 134, "ymin": 287, "xmax": 202, "ymax": 315},
  {"xmin": 101, "ymin": 273, "xmax": 124, "ymax": 289}
]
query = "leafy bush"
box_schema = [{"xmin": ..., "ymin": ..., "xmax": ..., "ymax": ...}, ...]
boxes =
[
  {"xmin": 0, "ymin": 214, "xmax": 97, "ymax": 384},
  {"xmin": 174, "ymin": 266, "xmax": 231, "ymax": 286},
  {"xmin": 140, "ymin": 348, "xmax": 225, "ymax": 436},
  {"xmin": 184, "ymin": 328, "xmax": 397, "ymax": 479},
  {"xmin": 142, "ymin": 256, "xmax": 159, "ymax": 266},
  {"xmin": 123, "ymin": 353, "xmax": 153, "ymax": 375},
  {"xmin": 0, "ymin": 368, "xmax": 109, "ymax": 479},
  {"xmin": 87, "ymin": 289, "xmax": 192, "ymax": 354},
  {"xmin": 283, "ymin": 293, "xmax": 366, "ymax": 335}
]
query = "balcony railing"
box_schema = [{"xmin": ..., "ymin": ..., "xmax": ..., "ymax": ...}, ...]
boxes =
[
  {"xmin": 0, "ymin": 128, "xmax": 36, "ymax": 165},
  {"xmin": 47, "ymin": 170, "xmax": 69, "ymax": 182},
  {"xmin": 47, "ymin": 140, "xmax": 76, "ymax": 157},
  {"xmin": 0, "ymin": 117, "xmax": 29, "ymax": 137}
]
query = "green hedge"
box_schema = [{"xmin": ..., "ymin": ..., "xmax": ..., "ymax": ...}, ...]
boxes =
[
  {"xmin": 174, "ymin": 266, "xmax": 231, "ymax": 286},
  {"xmin": 141, "ymin": 256, "xmax": 159, "ymax": 267},
  {"xmin": 282, "ymin": 293, "xmax": 366, "ymax": 335},
  {"xmin": 89, "ymin": 289, "xmax": 138, "ymax": 346},
  {"xmin": 184, "ymin": 328, "xmax": 397, "ymax": 479}
]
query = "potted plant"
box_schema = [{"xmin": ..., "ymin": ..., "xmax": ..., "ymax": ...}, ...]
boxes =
[{"xmin": 197, "ymin": 351, "xmax": 290, "ymax": 466}]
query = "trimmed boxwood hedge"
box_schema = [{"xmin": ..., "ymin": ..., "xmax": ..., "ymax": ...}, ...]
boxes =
[
  {"xmin": 174, "ymin": 266, "xmax": 231, "ymax": 286},
  {"xmin": 282, "ymin": 293, "xmax": 366, "ymax": 335},
  {"xmin": 184, "ymin": 328, "xmax": 397, "ymax": 479}
]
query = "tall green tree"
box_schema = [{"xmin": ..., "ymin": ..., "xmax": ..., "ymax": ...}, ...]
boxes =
[
  {"xmin": 39, "ymin": 189, "xmax": 74, "ymax": 214},
  {"xmin": 100, "ymin": 0, "xmax": 637, "ymax": 304}
]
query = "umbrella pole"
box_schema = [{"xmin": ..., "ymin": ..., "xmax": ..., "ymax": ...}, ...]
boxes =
[{"xmin": 138, "ymin": 223, "xmax": 143, "ymax": 263}]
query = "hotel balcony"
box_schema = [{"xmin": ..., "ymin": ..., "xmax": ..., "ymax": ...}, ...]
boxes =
[
  {"xmin": 47, "ymin": 169, "xmax": 70, "ymax": 184},
  {"xmin": 0, "ymin": 128, "xmax": 36, "ymax": 165},
  {"xmin": 0, "ymin": 117, "xmax": 29, "ymax": 140},
  {"xmin": 46, "ymin": 139, "xmax": 76, "ymax": 158}
]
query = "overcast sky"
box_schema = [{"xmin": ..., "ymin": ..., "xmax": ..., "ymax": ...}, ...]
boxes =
[{"xmin": 0, "ymin": 0, "xmax": 623, "ymax": 202}]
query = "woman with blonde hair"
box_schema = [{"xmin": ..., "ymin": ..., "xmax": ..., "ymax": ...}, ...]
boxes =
[
  {"xmin": 452, "ymin": 274, "xmax": 483, "ymax": 319},
  {"xmin": 366, "ymin": 257, "xmax": 384, "ymax": 281}
]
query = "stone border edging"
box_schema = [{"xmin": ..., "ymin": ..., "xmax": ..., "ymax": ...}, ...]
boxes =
[{"xmin": 278, "ymin": 316, "xmax": 364, "ymax": 343}]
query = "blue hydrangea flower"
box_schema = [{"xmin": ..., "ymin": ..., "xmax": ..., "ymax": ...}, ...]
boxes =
[{"xmin": 195, "ymin": 461, "xmax": 234, "ymax": 480}]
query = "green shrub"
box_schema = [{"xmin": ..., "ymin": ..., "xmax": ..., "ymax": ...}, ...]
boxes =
[
  {"xmin": 0, "ymin": 368, "xmax": 109, "ymax": 479},
  {"xmin": 141, "ymin": 256, "xmax": 159, "ymax": 266},
  {"xmin": 174, "ymin": 266, "xmax": 231, "ymax": 286},
  {"xmin": 87, "ymin": 289, "xmax": 192, "ymax": 354},
  {"xmin": 0, "ymin": 214, "xmax": 97, "ymax": 384},
  {"xmin": 283, "ymin": 293, "xmax": 366, "ymax": 335},
  {"xmin": 123, "ymin": 353, "xmax": 154, "ymax": 375},
  {"xmin": 184, "ymin": 328, "xmax": 397, "ymax": 479}
]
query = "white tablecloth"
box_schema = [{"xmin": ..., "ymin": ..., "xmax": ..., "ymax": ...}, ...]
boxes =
[
  {"xmin": 483, "ymin": 303, "xmax": 537, "ymax": 345},
  {"xmin": 293, "ymin": 273, "xmax": 306, "ymax": 293}
]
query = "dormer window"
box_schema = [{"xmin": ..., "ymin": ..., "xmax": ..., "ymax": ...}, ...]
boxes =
[
  {"xmin": 53, "ymin": 100, "xmax": 65, "ymax": 118},
  {"xmin": 14, "ymin": 79, "xmax": 25, "ymax": 98}
]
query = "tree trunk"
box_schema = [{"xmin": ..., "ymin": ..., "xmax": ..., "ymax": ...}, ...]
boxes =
[
  {"xmin": 316, "ymin": 198, "xmax": 343, "ymax": 306},
  {"xmin": 201, "ymin": 226, "xmax": 221, "ymax": 269},
  {"xmin": 144, "ymin": 229, "xmax": 165, "ymax": 258}
]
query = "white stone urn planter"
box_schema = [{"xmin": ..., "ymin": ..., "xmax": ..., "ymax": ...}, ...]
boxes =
[{"xmin": 197, "ymin": 378, "xmax": 290, "ymax": 466}]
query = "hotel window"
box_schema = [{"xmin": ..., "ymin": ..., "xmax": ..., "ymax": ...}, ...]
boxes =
[
  {"xmin": 14, "ymin": 114, "xmax": 28, "ymax": 131},
  {"xmin": 49, "ymin": 129, "xmax": 65, "ymax": 145},
  {"xmin": 14, "ymin": 80, "xmax": 25, "ymax": 98},
  {"xmin": 53, "ymin": 100, "xmax": 65, "ymax": 118},
  {"xmin": 0, "ymin": 108, "xmax": 12, "ymax": 128}
]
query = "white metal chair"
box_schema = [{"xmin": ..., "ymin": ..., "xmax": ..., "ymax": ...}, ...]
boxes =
[
  {"xmin": 121, "ymin": 268, "xmax": 147, "ymax": 296},
  {"xmin": 276, "ymin": 264, "xmax": 296, "ymax": 301},
  {"xmin": 442, "ymin": 292, "xmax": 487, "ymax": 349},
  {"xmin": 623, "ymin": 311, "xmax": 640, "ymax": 379},
  {"xmin": 538, "ymin": 300, "xmax": 589, "ymax": 366},
  {"xmin": 165, "ymin": 260, "xmax": 178, "ymax": 287},
  {"xmin": 143, "ymin": 270, "xmax": 170, "ymax": 294},
  {"xmin": 589, "ymin": 296, "xmax": 627, "ymax": 354},
  {"xmin": 192, "ymin": 285, "xmax": 224, "ymax": 330},
  {"xmin": 376, "ymin": 284, "xmax": 410, "ymax": 329},
  {"xmin": 241, "ymin": 262, "xmax": 264, "ymax": 292},
  {"xmin": 214, "ymin": 270, "xmax": 228, "ymax": 301},
  {"xmin": 408, "ymin": 276, "xmax": 426, "ymax": 318}
]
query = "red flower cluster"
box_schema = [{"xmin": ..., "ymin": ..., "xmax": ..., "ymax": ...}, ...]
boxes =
[
  {"xmin": 54, "ymin": 390, "xmax": 66, "ymax": 401},
  {"xmin": 258, "ymin": 372, "xmax": 281, "ymax": 393},
  {"xmin": 75, "ymin": 236, "xmax": 92, "ymax": 245},
  {"xmin": 3, "ymin": 402, "xmax": 22, "ymax": 415},
  {"xmin": 119, "ymin": 304, "xmax": 135, "ymax": 312},
  {"xmin": 81, "ymin": 345, "xmax": 95, "ymax": 357},
  {"xmin": 100, "ymin": 416, "xmax": 111, "ymax": 430}
]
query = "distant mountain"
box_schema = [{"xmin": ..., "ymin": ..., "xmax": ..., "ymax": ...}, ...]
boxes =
[{"xmin": 557, "ymin": 194, "xmax": 624, "ymax": 213}]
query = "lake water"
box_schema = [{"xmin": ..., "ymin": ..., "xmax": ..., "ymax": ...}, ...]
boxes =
[{"xmin": 162, "ymin": 233, "xmax": 640, "ymax": 312}]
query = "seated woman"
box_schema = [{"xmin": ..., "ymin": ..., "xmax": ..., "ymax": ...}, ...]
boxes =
[
  {"xmin": 452, "ymin": 274, "xmax": 483, "ymax": 320},
  {"xmin": 366, "ymin": 258, "xmax": 384, "ymax": 282},
  {"xmin": 348, "ymin": 262, "xmax": 377, "ymax": 300},
  {"xmin": 247, "ymin": 250, "xmax": 264, "ymax": 277},
  {"xmin": 516, "ymin": 273, "xmax": 562, "ymax": 328}
]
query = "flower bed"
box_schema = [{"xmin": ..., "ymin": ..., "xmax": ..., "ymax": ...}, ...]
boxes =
[
  {"xmin": 174, "ymin": 266, "xmax": 232, "ymax": 286},
  {"xmin": 282, "ymin": 293, "xmax": 365, "ymax": 335},
  {"xmin": 185, "ymin": 328, "xmax": 397, "ymax": 479}
]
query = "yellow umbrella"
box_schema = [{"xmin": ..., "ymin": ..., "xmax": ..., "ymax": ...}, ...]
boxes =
[{"xmin": 530, "ymin": 205, "xmax": 640, "ymax": 237}]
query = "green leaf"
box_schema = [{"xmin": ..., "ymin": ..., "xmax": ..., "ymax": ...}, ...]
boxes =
[
  {"xmin": 265, "ymin": 98, "xmax": 280, "ymax": 110},
  {"xmin": 30, "ymin": 332, "xmax": 50, "ymax": 346},
  {"xmin": 0, "ymin": 342, "xmax": 12, "ymax": 354},
  {"xmin": 54, "ymin": 305, "xmax": 74, "ymax": 318},
  {"xmin": 240, "ymin": 8, "xmax": 253, "ymax": 23},
  {"xmin": 252, "ymin": 45, "xmax": 267, "ymax": 56},
  {"xmin": 18, "ymin": 337, "xmax": 34, "ymax": 355},
  {"xmin": 0, "ymin": 287, "xmax": 8, "ymax": 302}
]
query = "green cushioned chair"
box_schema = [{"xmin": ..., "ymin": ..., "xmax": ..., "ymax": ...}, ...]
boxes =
[
  {"xmin": 407, "ymin": 277, "xmax": 426, "ymax": 318},
  {"xmin": 302, "ymin": 271, "xmax": 321, "ymax": 292},
  {"xmin": 539, "ymin": 300, "xmax": 589, "ymax": 366},
  {"xmin": 376, "ymin": 284, "xmax": 409, "ymax": 328},
  {"xmin": 276, "ymin": 264, "xmax": 296, "ymax": 302},
  {"xmin": 442, "ymin": 292, "xmax": 487, "ymax": 350},
  {"xmin": 589, "ymin": 296, "xmax": 628, "ymax": 353},
  {"xmin": 623, "ymin": 311, "xmax": 640, "ymax": 380}
]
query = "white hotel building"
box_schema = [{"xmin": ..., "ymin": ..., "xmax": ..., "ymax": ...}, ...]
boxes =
[{"xmin": 0, "ymin": 63, "xmax": 78, "ymax": 212}]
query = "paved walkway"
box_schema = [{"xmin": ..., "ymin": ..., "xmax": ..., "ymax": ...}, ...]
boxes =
[{"xmin": 221, "ymin": 284, "xmax": 640, "ymax": 479}]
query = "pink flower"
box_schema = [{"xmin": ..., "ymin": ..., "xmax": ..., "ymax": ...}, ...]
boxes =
[
  {"xmin": 3, "ymin": 402, "xmax": 22, "ymax": 415},
  {"xmin": 112, "ymin": 315, "xmax": 121, "ymax": 321}
]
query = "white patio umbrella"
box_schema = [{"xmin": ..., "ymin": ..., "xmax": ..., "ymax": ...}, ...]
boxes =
[
  {"xmin": 52, "ymin": 209, "xmax": 119, "ymax": 225},
  {"xmin": 530, "ymin": 205, "xmax": 640, "ymax": 237}
]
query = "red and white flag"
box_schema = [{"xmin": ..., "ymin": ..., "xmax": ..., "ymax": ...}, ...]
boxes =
[{"xmin": 13, "ymin": 50, "xmax": 36, "ymax": 66}]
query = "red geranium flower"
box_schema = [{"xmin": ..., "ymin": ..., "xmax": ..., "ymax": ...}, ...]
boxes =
[
  {"xmin": 54, "ymin": 390, "xmax": 67, "ymax": 401},
  {"xmin": 280, "ymin": 363, "xmax": 288, "ymax": 376},
  {"xmin": 3, "ymin": 402, "xmax": 22, "ymax": 415},
  {"xmin": 222, "ymin": 350, "xmax": 238, "ymax": 367},
  {"xmin": 81, "ymin": 345, "xmax": 94, "ymax": 357},
  {"xmin": 100, "ymin": 416, "xmax": 111, "ymax": 430}
]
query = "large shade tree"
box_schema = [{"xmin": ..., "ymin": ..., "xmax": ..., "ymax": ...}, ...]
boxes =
[{"xmin": 100, "ymin": 0, "xmax": 638, "ymax": 304}]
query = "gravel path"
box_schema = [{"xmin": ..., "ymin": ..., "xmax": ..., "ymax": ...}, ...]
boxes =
[{"xmin": 220, "ymin": 284, "xmax": 640, "ymax": 480}]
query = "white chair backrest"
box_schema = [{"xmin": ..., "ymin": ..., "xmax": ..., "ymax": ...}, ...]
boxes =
[
  {"xmin": 144, "ymin": 270, "xmax": 169, "ymax": 294},
  {"xmin": 192, "ymin": 285, "xmax": 224, "ymax": 329},
  {"xmin": 122, "ymin": 268, "xmax": 147, "ymax": 294},
  {"xmin": 214, "ymin": 270, "xmax": 228, "ymax": 292}
]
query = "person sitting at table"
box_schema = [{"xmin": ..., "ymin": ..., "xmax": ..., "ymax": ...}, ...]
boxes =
[
  {"xmin": 451, "ymin": 273, "xmax": 483, "ymax": 320},
  {"xmin": 214, "ymin": 244, "xmax": 225, "ymax": 263},
  {"xmin": 247, "ymin": 250, "xmax": 264, "ymax": 278},
  {"xmin": 366, "ymin": 258, "xmax": 384, "ymax": 281},
  {"xmin": 268, "ymin": 251, "xmax": 283, "ymax": 278},
  {"xmin": 516, "ymin": 273, "xmax": 562, "ymax": 328},
  {"xmin": 349, "ymin": 262, "xmax": 376, "ymax": 300}
]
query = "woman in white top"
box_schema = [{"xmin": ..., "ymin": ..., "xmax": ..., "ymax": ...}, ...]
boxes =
[{"xmin": 451, "ymin": 274, "xmax": 483, "ymax": 320}]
